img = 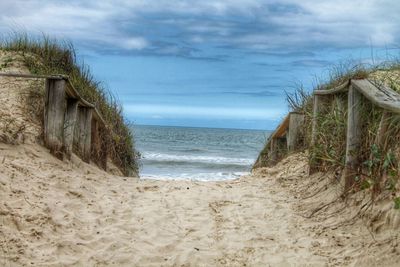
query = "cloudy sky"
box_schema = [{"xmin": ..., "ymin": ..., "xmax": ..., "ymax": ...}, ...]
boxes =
[{"xmin": 1, "ymin": 0, "xmax": 399, "ymax": 129}]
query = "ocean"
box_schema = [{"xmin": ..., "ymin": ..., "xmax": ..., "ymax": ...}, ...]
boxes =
[{"xmin": 134, "ymin": 125, "xmax": 270, "ymax": 181}]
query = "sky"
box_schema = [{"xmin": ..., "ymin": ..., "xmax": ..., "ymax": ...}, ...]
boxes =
[{"xmin": 0, "ymin": 0, "xmax": 399, "ymax": 130}]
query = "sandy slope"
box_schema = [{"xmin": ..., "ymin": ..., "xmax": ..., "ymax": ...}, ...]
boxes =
[{"xmin": 1, "ymin": 145, "xmax": 400, "ymax": 266}]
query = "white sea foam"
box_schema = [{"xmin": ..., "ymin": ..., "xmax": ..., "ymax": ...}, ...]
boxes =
[
  {"xmin": 141, "ymin": 171, "xmax": 249, "ymax": 181},
  {"xmin": 142, "ymin": 152, "xmax": 253, "ymax": 166},
  {"xmin": 135, "ymin": 125, "xmax": 267, "ymax": 181}
]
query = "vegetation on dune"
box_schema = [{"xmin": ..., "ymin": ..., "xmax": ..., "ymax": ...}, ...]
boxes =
[
  {"xmin": 258, "ymin": 58, "xmax": 400, "ymax": 197},
  {"xmin": 0, "ymin": 32, "xmax": 140, "ymax": 175}
]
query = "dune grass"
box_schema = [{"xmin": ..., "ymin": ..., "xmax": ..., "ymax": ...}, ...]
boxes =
[
  {"xmin": 0, "ymin": 32, "xmax": 140, "ymax": 176},
  {"xmin": 257, "ymin": 59, "xmax": 400, "ymax": 195}
]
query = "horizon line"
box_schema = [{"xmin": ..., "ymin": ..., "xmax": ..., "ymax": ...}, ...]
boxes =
[{"xmin": 133, "ymin": 123, "xmax": 272, "ymax": 132}]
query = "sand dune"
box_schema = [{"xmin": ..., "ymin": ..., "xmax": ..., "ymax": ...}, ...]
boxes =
[{"xmin": 1, "ymin": 144, "xmax": 400, "ymax": 266}]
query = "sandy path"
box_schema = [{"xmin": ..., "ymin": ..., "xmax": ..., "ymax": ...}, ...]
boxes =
[
  {"xmin": 2, "ymin": 144, "xmax": 400, "ymax": 266},
  {"xmin": 1, "ymin": 143, "xmax": 329, "ymax": 266},
  {"xmin": 129, "ymin": 176, "xmax": 326, "ymax": 266}
]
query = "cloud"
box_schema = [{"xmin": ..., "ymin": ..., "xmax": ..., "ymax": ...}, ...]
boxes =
[
  {"xmin": 1, "ymin": 0, "xmax": 399, "ymax": 60},
  {"xmin": 120, "ymin": 37, "xmax": 148, "ymax": 50}
]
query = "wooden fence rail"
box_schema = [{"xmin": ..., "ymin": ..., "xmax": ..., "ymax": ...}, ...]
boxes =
[
  {"xmin": 253, "ymin": 111, "xmax": 305, "ymax": 168},
  {"xmin": 255, "ymin": 78, "xmax": 400, "ymax": 193},
  {"xmin": 0, "ymin": 72, "xmax": 109, "ymax": 171}
]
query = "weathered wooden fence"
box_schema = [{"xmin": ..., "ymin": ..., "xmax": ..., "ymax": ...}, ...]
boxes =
[
  {"xmin": 313, "ymin": 79, "xmax": 400, "ymax": 191},
  {"xmin": 255, "ymin": 78, "xmax": 400, "ymax": 192},
  {"xmin": 0, "ymin": 72, "xmax": 109, "ymax": 171},
  {"xmin": 253, "ymin": 111, "xmax": 305, "ymax": 168}
]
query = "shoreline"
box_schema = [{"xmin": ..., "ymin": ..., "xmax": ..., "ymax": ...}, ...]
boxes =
[{"xmin": 138, "ymin": 173, "xmax": 248, "ymax": 182}]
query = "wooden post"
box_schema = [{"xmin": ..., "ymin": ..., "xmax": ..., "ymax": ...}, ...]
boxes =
[
  {"xmin": 91, "ymin": 118, "xmax": 99, "ymax": 162},
  {"xmin": 44, "ymin": 78, "xmax": 66, "ymax": 159},
  {"xmin": 287, "ymin": 112, "xmax": 305, "ymax": 152},
  {"xmin": 63, "ymin": 98, "xmax": 78, "ymax": 159},
  {"xmin": 269, "ymin": 138, "xmax": 277, "ymax": 165},
  {"xmin": 91, "ymin": 118, "xmax": 107, "ymax": 170},
  {"xmin": 99, "ymin": 126, "xmax": 108, "ymax": 171},
  {"xmin": 343, "ymin": 85, "xmax": 363, "ymax": 192},
  {"xmin": 82, "ymin": 108, "xmax": 92, "ymax": 163},
  {"xmin": 74, "ymin": 106, "xmax": 92, "ymax": 163},
  {"xmin": 310, "ymin": 95, "xmax": 321, "ymax": 147},
  {"xmin": 309, "ymin": 94, "xmax": 323, "ymax": 173}
]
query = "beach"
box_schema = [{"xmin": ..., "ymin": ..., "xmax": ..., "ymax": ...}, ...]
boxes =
[
  {"xmin": 1, "ymin": 43, "xmax": 400, "ymax": 267},
  {"xmin": 1, "ymin": 143, "xmax": 399, "ymax": 266}
]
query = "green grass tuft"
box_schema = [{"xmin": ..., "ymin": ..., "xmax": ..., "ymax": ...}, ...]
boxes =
[{"xmin": 0, "ymin": 32, "xmax": 140, "ymax": 175}]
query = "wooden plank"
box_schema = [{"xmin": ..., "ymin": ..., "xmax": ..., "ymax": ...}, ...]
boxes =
[
  {"xmin": 269, "ymin": 138, "xmax": 277, "ymax": 164},
  {"xmin": 310, "ymin": 95, "xmax": 321, "ymax": 147},
  {"xmin": 309, "ymin": 94, "xmax": 324, "ymax": 173},
  {"xmin": 91, "ymin": 119, "xmax": 100, "ymax": 164},
  {"xmin": 1, "ymin": 71, "xmax": 116, "ymax": 172},
  {"xmin": 310, "ymin": 93, "xmax": 341, "ymax": 173},
  {"xmin": 0, "ymin": 72, "xmax": 66, "ymax": 80},
  {"xmin": 64, "ymin": 82, "xmax": 81, "ymax": 99},
  {"xmin": 252, "ymin": 114, "xmax": 290, "ymax": 167},
  {"xmin": 73, "ymin": 108, "xmax": 83, "ymax": 158},
  {"xmin": 64, "ymin": 82, "xmax": 107, "ymax": 127},
  {"xmin": 343, "ymin": 85, "xmax": 363, "ymax": 192},
  {"xmin": 91, "ymin": 118, "xmax": 107, "ymax": 170},
  {"xmin": 73, "ymin": 108, "xmax": 82, "ymax": 155},
  {"xmin": 73, "ymin": 106, "xmax": 93, "ymax": 163},
  {"xmin": 351, "ymin": 79, "xmax": 400, "ymax": 114},
  {"xmin": 287, "ymin": 113, "xmax": 305, "ymax": 151},
  {"xmin": 271, "ymin": 114, "xmax": 290, "ymax": 139},
  {"xmin": 44, "ymin": 78, "xmax": 66, "ymax": 159},
  {"xmin": 0, "ymin": 72, "xmax": 107, "ymax": 127},
  {"xmin": 314, "ymin": 80, "xmax": 350, "ymax": 95},
  {"xmin": 65, "ymin": 82, "xmax": 94, "ymax": 107},
  {"xmin": 99, "ymin": 125, "xmax": 108, "ymax": 171},
  {"xmin": 63, "ymin": 98, "xmax": 78, "ymax": 160},
  {"xmin": 82, "ymin": 107, "xmax": 93, "ymax": 163}
]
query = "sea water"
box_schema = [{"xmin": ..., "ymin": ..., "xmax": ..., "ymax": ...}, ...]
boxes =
[{"xmin": 134, "ymin": 125, "xmax": 270, "ymax": 181}]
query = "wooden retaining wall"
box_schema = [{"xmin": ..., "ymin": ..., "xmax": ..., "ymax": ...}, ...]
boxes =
[
  {"xmin": 253, "ymin": 111, "xmax": 305, "ymax": 168},
  {"xmin": 256, "ymin": 78, "xmax": 400, "ymax": 193},
  {"xmin": 0, "ymin": 72, "xmax": 110, "ymax": 171}
]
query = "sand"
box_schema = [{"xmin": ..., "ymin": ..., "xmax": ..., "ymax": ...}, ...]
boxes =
[
  {"xmin": 1, "ymin": 51, "xmax": 400, "ymax": 266},
  {"xmin": 1, "ymin": 141, "xmax": 321, "ymax": 266},
  {"xmin": 1, "ymin": 144, "xmax": 400, "ymax": 266}
]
